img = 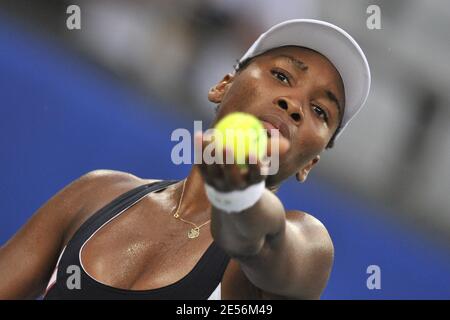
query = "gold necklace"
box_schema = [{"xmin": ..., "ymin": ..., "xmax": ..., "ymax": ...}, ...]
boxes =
[{"xmin": 173, "ymin": 178, "xmax": 211, "ymax": 239}]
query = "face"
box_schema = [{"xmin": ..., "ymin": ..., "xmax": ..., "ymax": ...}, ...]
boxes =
[{"xmin": 208, "ymin": 46, "xmax": 345, "ymax": 187}]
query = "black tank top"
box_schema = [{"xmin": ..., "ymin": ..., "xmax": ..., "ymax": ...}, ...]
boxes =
[{"xmin": 44, "ymin": 180, "xmax": 230, "ymax": 300}]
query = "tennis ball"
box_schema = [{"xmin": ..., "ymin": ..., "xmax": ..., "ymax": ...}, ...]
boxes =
[{"xmin": 213, "ymin": 112, "xmax": 267, "ymax": 166}]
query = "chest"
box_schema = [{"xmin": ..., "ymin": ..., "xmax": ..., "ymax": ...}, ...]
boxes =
[
  {"xmin": 73, "ymin": 193, "xmax": 261, "ymax": 298},
  {"xmin": 80, "ymin": 202, "xmax": 214, "ymax": 291}
]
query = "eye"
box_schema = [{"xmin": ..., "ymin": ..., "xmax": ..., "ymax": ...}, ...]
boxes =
[
  {"xmin": 271, "ymin": 69, "xmax": 291, "ymax": 85},
  {"xmin": 312, "ymin": 105, "xmax": 329, "ymax": 122}
]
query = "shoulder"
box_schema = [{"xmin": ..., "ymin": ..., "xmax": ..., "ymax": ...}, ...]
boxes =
[
  {"xmin": 285, "ymin": 210, "xmax": 334, "ymax": 250},
  {"xmin": 241, "ymin": 210, "xmax": 334, "ymax": 300},
  {"xmin": 285, "ymin": 210, "xmax": 330, "ymax": 234},
  {"xmin": 286, "ymin": 209, "xmax": 334, "ymax": 268},
  {"xmin": 270, "ymin": 210, "xmax": 334, "ymax": 299},
  {"xmin": 61, "ymin": 169, "xmax": 160, "ymax": 207},
  {"xmin": 69, "ymin": 169, "xmax": 164, "ymax": 198},
  {"xmin": 68, "ymin": 168, "xmax": 163, "ymax": 208},
  {"xmin": 75, "ymin": 169, "xmax": 161, "ymax": 186},
  {"xmin": 61, "ymin": 169, "xmax": 162, "ymax": 243}
]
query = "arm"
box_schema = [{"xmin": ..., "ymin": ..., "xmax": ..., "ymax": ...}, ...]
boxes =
[
  {"xmin": 211, "ymin": 191, "xmax": 334, "ymax": 299},
  {"xmin": 197, "ymin": 136, "xmax": 334, "ymax": 299},
  {"xmin": 0, "ymin": 169, "xmax": 139, "ymax": 299}
]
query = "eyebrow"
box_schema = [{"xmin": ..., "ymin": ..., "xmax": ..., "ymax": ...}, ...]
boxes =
[
  {"xmin": 277, "ymin": 54, "xmax": 309, "ymax": 72},
  {"xmin": 325, "ymin": 89, "xmax": 342, "ymax": 119}
]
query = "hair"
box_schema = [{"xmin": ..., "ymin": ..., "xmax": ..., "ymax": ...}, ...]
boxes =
[{"xmin": 227, "ymin": 58, "xmax": 342, "ymax": 149}]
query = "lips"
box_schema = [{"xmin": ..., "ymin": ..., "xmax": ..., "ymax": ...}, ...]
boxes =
[{"xmin": 259, "ymin": 114, "xmax": 292, "ymax": 140}]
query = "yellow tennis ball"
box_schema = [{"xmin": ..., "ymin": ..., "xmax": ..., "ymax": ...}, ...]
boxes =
[{"xmin": 214, "ymin": 112, "xmax": 267, "ymax": 166}]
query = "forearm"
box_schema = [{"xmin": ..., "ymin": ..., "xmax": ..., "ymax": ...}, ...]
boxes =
[{"xmin": 210, "ymin": 189, "xmax": 286, "ymax": 257}]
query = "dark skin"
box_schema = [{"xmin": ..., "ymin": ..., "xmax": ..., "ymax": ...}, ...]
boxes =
[{"xmin": 0, "ymin": 46, "xmax": 344, "ymax": 299}]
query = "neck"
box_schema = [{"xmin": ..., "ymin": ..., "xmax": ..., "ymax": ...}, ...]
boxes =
[{"xmin": 176, "ymin": 166, "xmax": 212, "ymax": 220}]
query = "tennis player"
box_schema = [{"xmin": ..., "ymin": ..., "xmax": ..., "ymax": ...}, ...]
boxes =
[{"xmin": 0, "ymin": 19, "xmax": 370, "ymax": 299}]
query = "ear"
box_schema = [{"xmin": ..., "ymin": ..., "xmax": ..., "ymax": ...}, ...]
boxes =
[
  {"xmin": 208, "ymin": 73, "xmax": 235, "ymax": 103},
  {"xmin": 296, "ymin": 155, "xmax": 320, "ymax": 182}
]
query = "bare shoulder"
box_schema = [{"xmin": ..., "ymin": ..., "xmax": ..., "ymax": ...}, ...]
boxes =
[
  {"xmin": 286, "ymin": 210, "xmax": 329, "ymax": 232},
  {"xmin": 73, "ymin": 169, "xmax": 162, "ymax": 195},
  {"xmin": 286, "ymin": 209, "xmax": 334, "ymax": 266},
  {"xmin": 229, "ymin": 210, "xmax": 334, "ymax": 300},
  {"xmin": 63, "ymin": 169, "xmax": 157, "ymax": 215},
  {"xmin": 0, "ymin": 169, "xmax": 162, "ymax": 298},
  {"xmin": 62, "ymin": 169, "xmax": 162, "ymax": 242},
  {"xmin": 252, "ymin": 210, "xmax": 334, "ymax": 300},
  {"xmin": 75, "ymin": 169, "xmax": 160, "ymax": 186}
]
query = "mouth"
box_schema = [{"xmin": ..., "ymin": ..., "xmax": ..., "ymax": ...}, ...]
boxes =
[{"xmin": 259, "ymin": 114, "xmax": 292, "ymax": 141}]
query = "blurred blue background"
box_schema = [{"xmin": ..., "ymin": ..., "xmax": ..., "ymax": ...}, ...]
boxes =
[{"xmin": 1, "ymin": 1, "xmax": 450, "ymax": 299}]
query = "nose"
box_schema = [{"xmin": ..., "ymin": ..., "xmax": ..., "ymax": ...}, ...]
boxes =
[{"xmin": 275, "ymin": 97, "xmax": 303, "ymax": 123}]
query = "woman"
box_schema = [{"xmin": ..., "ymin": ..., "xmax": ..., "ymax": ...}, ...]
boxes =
[{"xmin": 0, "ymin": 19, "xmax": 370, "ymax": 299}]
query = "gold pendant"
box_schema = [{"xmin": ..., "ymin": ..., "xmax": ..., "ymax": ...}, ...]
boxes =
[{"xmin": 188, "ymin": 227, "xmax": 200, "ymax": 239}]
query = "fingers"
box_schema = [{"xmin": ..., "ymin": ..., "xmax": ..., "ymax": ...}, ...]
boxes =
[
  {"xmin": 223, "ymin": 150, "xmax": 246, "ymax": 189},
  {"xmin": 195, "ymin": 131, "xmax": 265, "ymax": 191}
]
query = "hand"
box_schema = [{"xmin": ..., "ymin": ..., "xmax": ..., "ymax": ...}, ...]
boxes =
[{"xmin": 194, "ymin": 131, "xmax": 290, "ymax": 192}]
